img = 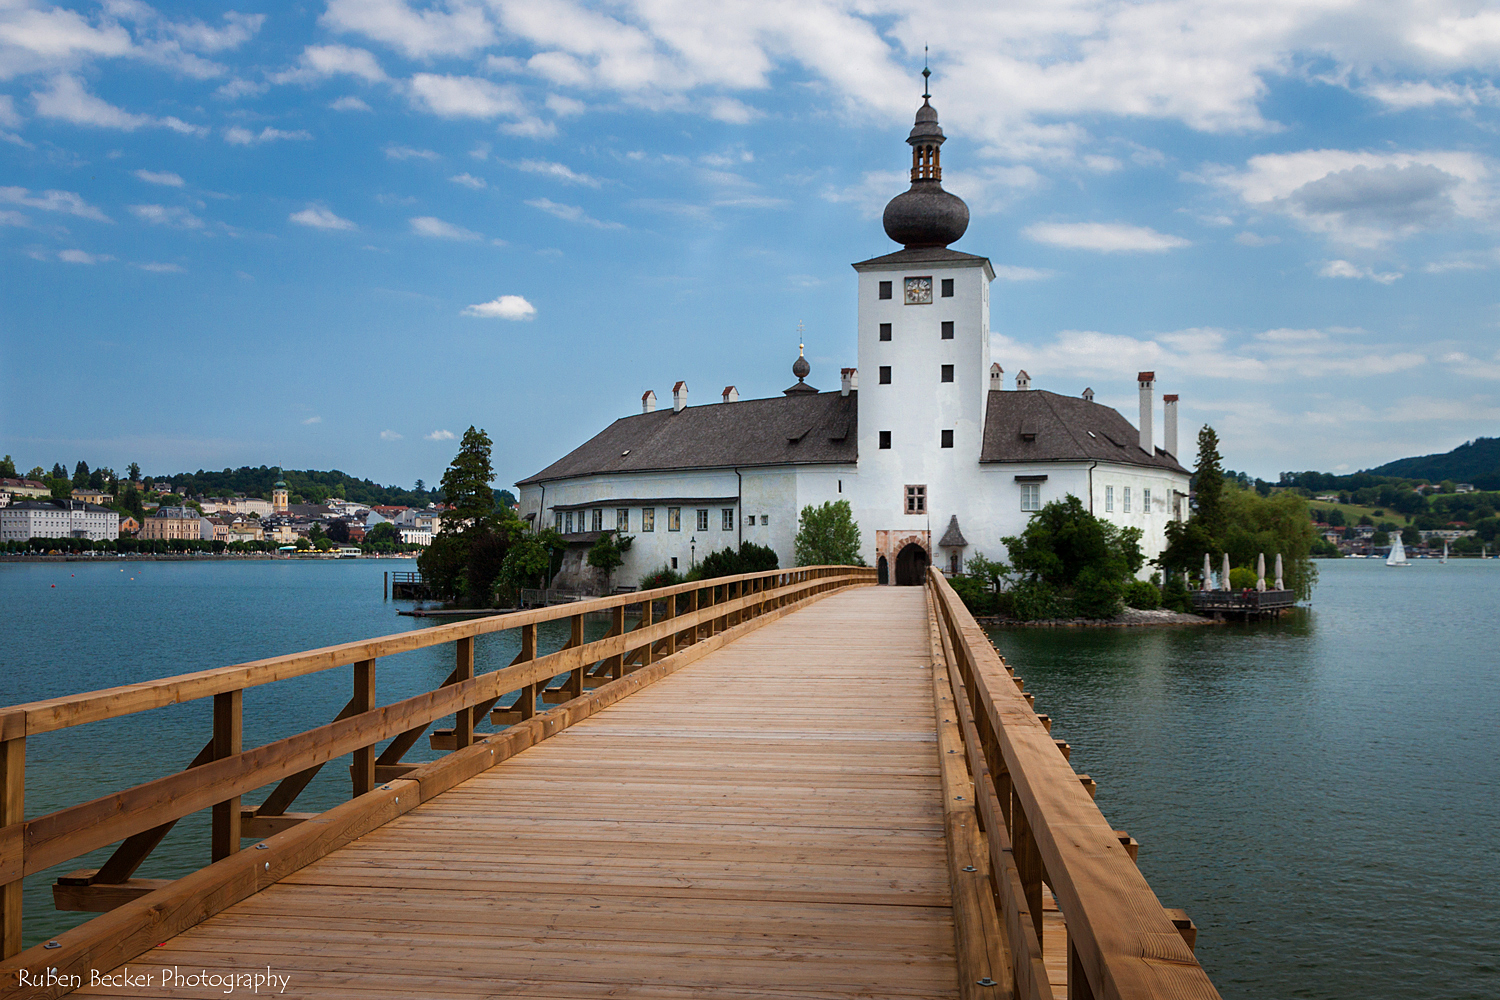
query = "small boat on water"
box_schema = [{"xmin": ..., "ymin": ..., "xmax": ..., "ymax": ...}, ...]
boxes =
[
  {"xmin": 1441, "ymin": 540, "xmax": 1449, "ymax": 564},
  {"xmin": 1387, "ymin": 533, "xmax": 1411, "ymax": 567}
]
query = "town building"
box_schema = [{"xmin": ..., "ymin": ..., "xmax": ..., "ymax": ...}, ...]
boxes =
[
  {"xmin": 70, "ymin": 488, "xmax": 111, "ymax": 505},
  {"xmin": 139, "ymin": 506, "xmax": 204, "ymax": 541},
  {"xmin": 272, "ymin": 478, "xmax": 289, "ymax": 513},
  {"xmin": 517, "ymin": 89, "xmax": 1191, "ymax": 590},
  {"xmin": 0, "ymin": 500, "xmax": 120, "ymax": 542},
  {"xmin": 0, "ymin": 478, "xmax": 50, "ymax": 505}
]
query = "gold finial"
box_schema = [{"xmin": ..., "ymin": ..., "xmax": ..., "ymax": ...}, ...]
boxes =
[{"xmin": 797, "ymin": 320, "xmax": 805, "ymax": 356}]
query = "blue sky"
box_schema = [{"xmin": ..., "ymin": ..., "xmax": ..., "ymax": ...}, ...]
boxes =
[{"xmin": 2, "ymin": 0, "xmax": 1498, "ymax": 490}]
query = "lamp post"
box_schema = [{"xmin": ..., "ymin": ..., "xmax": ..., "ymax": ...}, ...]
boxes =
[{"xmin": 690, "ymin": 535, "xmax": 696, "ymax": 568}]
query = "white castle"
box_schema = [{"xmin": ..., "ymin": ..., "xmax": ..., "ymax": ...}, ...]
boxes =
[{"xmin": 518, "ymin": 88, "xmax": 1191, "ymax": 588}]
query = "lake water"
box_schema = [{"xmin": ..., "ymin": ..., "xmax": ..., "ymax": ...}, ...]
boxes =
[{"xmin": 1, "ymin": 557, "xmax": 1496, "ymax": 999}]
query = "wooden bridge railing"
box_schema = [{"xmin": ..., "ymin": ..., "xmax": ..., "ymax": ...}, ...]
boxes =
[
  {"xmin": 0, "ymin": 564, "xmax": 874, "ymax": 994},
  {"xmin": 927, "ymin": 567, "xmax": 1222, "ymax": 1000}
]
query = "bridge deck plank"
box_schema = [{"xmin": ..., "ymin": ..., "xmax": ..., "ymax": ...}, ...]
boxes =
[{"xmin": 75, "ymin": 587, "xmax": 958, "ymax": 999}]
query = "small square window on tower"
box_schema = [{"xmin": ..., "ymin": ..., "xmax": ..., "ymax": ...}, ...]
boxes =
[
  {"xmin": 879, "ymin": 431, "xmax": 892, "ymax": 449},
  {"xmin": 879, "ymin": 281, "xmax": 892, "ymax": 300},
  {"xmin": 879, "ymin": 322, "xmax": 891, "ymax": 341},
  {"xmin": 941, "ymin": 364, "xmax": 954, "ymax": 382},
  {"xmin": 941, "ymin": 429, "xmax": 954, "ymax": 448},
  {"xmin": 941, "ymin": 278, "xmax": 954, "ymax": 297},
  {"xmin": 941, "ymin": 321, "xmax": 954, "ymax": 339},
  {"xmin": 905, "ymin": 484, "xmax": 927, "ymax": 514},
  {"xmin": 879, "ymin": 366, "xmax": 892, "ymax": 384}
]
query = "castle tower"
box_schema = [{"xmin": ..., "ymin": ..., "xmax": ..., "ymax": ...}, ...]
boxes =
[{"xmin": 272, "ymin": 475, "xmax": 289, "ymax": 513}]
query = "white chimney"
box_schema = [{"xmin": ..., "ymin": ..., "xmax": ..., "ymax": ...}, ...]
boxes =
[
  {"xmin": 672, "ymin": 380, "xmax": 688, "ymax": 412},
  {"xmin": 1015, "ymin": 370, "xmax": 1031, "ymax": 391},
  {"xmin": 840, "ymin": 368, "xmax": 857, "ymax": 396},
  {"xmin": 990, "ymin": 363, "xmax": 1004, "ymax": 390},
  {"xmin": 1163, "ymin": 393, "xmax": 1179, "ymax": 458},
  {"xmin": 641, "ymin": 389, "xmax": 656, "ymax": 414},
  {"xmin": 1082, "ymin": 387, "xmax": 1094, "ymax": 402},
  {"xmin": 722, "ymin": 385, "xmax": 739, "ymax": 404},
  {"xmin": 1137, "ymin": 371, "xmax": 1154, "ymax": 454}
]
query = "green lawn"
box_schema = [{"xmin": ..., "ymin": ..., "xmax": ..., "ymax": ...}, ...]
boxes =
[{"xmin": 1306, "ymin": 501, "xmax": 1412, "ymax": 527}]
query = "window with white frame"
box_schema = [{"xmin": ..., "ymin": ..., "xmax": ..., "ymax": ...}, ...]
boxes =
[
  {"xmin": 1123, "ymin": 487, "xmax": 1132, "ymax": 513},
  {"xmin": 667, "ymin": 507, "xmax": 680, "ymax": 531},
  {"xmin": 641, "ymin": 508, "xmax": 655, "ymax": 532},
  {"xmin": 696, "ymin": 509, "xmax": 710, "ymax": 532},
  {"xmin": 565, "ymin": 511, "xmax": 575, "ymax": 533},
  {"xmin": 761, "ymin": 515, "xmax": 769, "ymax": 525},
  {"xmin": 1020, "ymin": 483, "xmax": 1040, "ymax": 511},
  {"xmin": 721, "ymin": 508, "xmax": 734, "ymax": 530},
  {"xmin": 592, "ymin": 509, "xmax": 603, "ymax": 531},
  {"xmin": 905, "ymin": 484, "xmax": 927, "ymax": 514},
  {"xmin": 554, "ymin": 512, "xmax": 563, "ymax": 532},
  {"xmin": 616, "ymin": 508, "xmax": 629, "ymax": 532},
  {"xmin": 1143, "ymin": 488, "xmax": 1152, "ymax": 512},
  {"xmin": 1105, "ymin": 486, "xmax": 1114, "ymax": 512}
]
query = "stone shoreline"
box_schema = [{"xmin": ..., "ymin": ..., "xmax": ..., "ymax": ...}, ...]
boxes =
[{"xmin": 977, "ymin": 607, "xmax": 1219, "ymax": 628}]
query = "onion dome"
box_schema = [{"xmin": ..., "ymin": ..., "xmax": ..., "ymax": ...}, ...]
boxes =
[
  {"xmin": 785, "ymin": 341, "xmax": 817, "ymax": 395},
  {"xmin": 882, "ymin": 72, "xmax": 969, "ymax": 249}
]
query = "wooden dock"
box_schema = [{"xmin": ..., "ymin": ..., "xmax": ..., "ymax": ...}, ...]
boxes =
[{"xmin": 1, "ymin": 567, "xmax": 1220, "ymax": 1000}]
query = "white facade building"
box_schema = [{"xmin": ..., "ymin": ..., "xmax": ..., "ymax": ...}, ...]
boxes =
[
  {"xmin": 518, "ymin": 93, "xmax": 1191, "ymax": 590},
  {"xmin": 0, "ymin": 500, "xmax": 120, "ymax": 542}
]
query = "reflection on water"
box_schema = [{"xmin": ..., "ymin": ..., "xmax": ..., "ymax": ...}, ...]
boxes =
[{"xmin": 988, "ymin": 559, "xmax": 1500, "ymax": 1000}]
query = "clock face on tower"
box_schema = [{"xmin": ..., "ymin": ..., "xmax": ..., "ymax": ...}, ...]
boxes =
[{"xmin": 904, "ymin": 276, "xmax": 933, "ymax": 304}]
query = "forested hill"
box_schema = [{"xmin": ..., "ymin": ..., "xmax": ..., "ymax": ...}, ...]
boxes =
[
  {"xmin": 1365, "ymin": 437, "xmax": 1500, "ymax": 490},
  {"xmin": 151, "ymin": 466, "xmax": 515, "ymax": 508}
]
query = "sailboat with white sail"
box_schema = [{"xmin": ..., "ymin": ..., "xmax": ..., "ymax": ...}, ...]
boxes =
[{"xmin": 1386, "ymin": 532, "xmax": 1411, "ymax": 567}]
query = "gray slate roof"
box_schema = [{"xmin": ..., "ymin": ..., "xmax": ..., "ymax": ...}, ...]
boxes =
[
  {"xmin": 851, "ymin": 246, "xmax": 995, "ymax": 277},
  {"xmin": 981, "ymin": 390, "xmax": 1189, "ymax": 473},
  {"xmin": 938, "ymin": 515, "xmax": 968, "ymax": 547},
  {"xmin": 519, "ymin": 392, "xmax": 858, "ymax": 485}
]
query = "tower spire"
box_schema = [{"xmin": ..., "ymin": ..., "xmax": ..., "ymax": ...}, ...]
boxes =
[{"xmin": 922, "ymin": 47, "xmax": 930, "ymax": 100}]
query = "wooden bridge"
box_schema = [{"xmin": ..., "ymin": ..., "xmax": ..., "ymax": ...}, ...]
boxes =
[{"xmin": 0, "ymin": 567, "xmax": 1220, "ymax": 1000}]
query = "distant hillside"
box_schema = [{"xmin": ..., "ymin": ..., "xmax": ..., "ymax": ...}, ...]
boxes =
[
  {"xmin": 149, "ymin": 466, "xmax": 515, "ymax": 509},
  {"xmin": 1365, "ymin": 437, "xmax": 1500, "ymax": 490}
]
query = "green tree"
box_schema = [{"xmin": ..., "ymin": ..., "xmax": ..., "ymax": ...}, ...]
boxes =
[
  {"xmin": 793, "ymin": 500, "xmax": 865, "ymax": 566},
  {"xmin": 127, "ymin": 462, "xmax": 140, "ymax": 482},
  {"xmin": 72, "ymin": 461, "xmax": 90, "ymax": 488},
  {"xmin": 587, "ymin": 530, "xmax": 634, "ymax": 591},
  {"xmin": 309, "ymin": 523, "xmax": 327, "ymax": 544},
  {"xmin": 0, "ymin": 455, "xmax": 15, "ymax": 478},
  {"xmin": 1002, "ymin": 494, "xmax": 1143, "ymax": 619},
  {"xmin": 1191, "ymin": 425, "xmax": 1227, "ymax": 539},
  {"xmin": 120, "ymin": 484, "xmax": 144, "ymax": 521},
  {"xmin": 439, "ymin": 426, "xmax": 496, "ymax": 527},
  {"xmin": 1217, "ymin": 487, "xmax": 1319, "ymax": 599},
  {"xmin": 26, "ymin": 467, "xmax": 45, "ymax": 481},
  {"xmin": 696, "ymin": 541, "xmax": 779, "ymax": 580},
  {"xmin": 1401, "ymin": 524, "xmax": 1421, "ymax": 547},
  {"xmin": 49, "ymin": 478, "xmax": 72, "ymax": 501},
  {"xmin": 51, "ymin": 463, "xmax": 66, "ymax": 480},
  {"xmin": 366, "ymin": 522, "xmax": 398, "ymax": 546},
  {"xmin": 501, "ymin": 536, "xmax": 552, "ymax": 590},
  {"xmin": 326, "ymin": 520, "xmax": 351, "ymax": 544}
]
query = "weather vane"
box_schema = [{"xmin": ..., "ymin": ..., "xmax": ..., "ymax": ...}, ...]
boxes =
[{"xmin": 797, "ymin": 319, "xmax": 805, "ymax": 355}]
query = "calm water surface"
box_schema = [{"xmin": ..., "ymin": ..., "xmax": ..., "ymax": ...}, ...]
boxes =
[
  {"xmin": 987, "ymin": 558, "xmax": 1500, "ymax": 1000},
  {"xmin": 1, "ymin": 558, "xmax": 1496, "ymax": 999}
]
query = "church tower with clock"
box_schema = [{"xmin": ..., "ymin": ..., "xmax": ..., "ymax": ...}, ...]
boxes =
[{"xmin": 850, "ymin": 77, "xmax": 996, "ymax": 582}]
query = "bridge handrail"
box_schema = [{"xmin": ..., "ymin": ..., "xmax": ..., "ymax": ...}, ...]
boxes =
[
  {"xmin": 927, "ymin": 567, "xmax": 1221, "ymax": 1000},
  {"xmin": 0, "ymin": 564, "xmax": 875, "ymax": 971}
]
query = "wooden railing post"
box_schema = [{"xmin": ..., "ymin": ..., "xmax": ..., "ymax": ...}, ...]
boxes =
[
  {"xmin": 453, "ymin": 639, "xmax": 475, "ymax": 749},
  {"xmin": 639, "ymin": 596, "xmax": 655, "ymax": 668},
  {"xmin": 351, "ymin": 661, "xmax": 376, "ymax": 796},
  {"xmin": 210, "ymin": 691, "xmax": 242, "ymax": 862},
  {"xmin": 605, "ymin": 605, "xmax": 625, "ymax": 679},
  {"xmin": 1, "ymin": 734, "xmax": 24, "ymax": 958},
  {"xmin": 518, "ymin": 623, "xmax": 537, "ymax": 720},
  {"xmin": 566, "ymin": 614, "xmax": 585, "ymax": 698}
]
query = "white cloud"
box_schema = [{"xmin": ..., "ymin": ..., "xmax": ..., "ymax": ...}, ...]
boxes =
[
  {"xmin": 407, "ymin": 73, "xmax": 518, "ymax": 119},
  {"xmin": 425, "ymin": 429, "xmax": 455, "ymax": 440},
  {"xmin": 0, "ymin": 185, "xmax": 110, "ymax": 221},
  {"xmin": 1234, "ymin": 231, "xmax": 1280, "ymax": 247},
  {"xmin": 321, "ymin": 0, "xmax": 496, "ymax": 59},
  {"xmin": 215, "ymin": 78, "xmax": 267, "ymax": 100},
  {"xmin": 32, "ymin": 74, "xmax": 147, "ymax": 129},
  {"xmin": 525, "ymin": 197, "xmax": 622, "ymax": 229},
  {"xmin": 410, "ymin": 216, "xmax": 481, "ymax": 240},
  {"xmin": 1209, "ymin": 149, "xmax": 1493, "ymax": 248},
  {"xmin": 134, "ymin": 169, "xmax": 183, "ymax": 186},
  {"xmin": 462, "ymin": 294, "xmax": 536, "ymax": 320},
  {"xmin": 57, "ymin": 248, "xmax": 111, "ymax": 263},
  {"xmin": 129, "ymin": 203, "xmax": 203, "ymax": 229},
  {"xmin": 449, "ymin": 172, "xmax": 486, "ymax": 189},
  {"xmin": 708, "ymin": 97, "xmax": 759, "ymax": 124},
  {"xmin": 136, "ymin": 261, "xmax": 184, "ymax": 272},
  {"xmin": 225, "ymin": 126, "xmax": 312, "ymax": 145},
  {"xmin": 1319, "ymin": 259, "xmax": 1403, "ymax": 284},
  {"xmin": 513, "ymin": 159, "xmax": 601, "ymax": 187},
  {"xmin": 0, "ymin": 95, "xmax": 19, "ymax": 128},
  {"xmin": 379, "ymin": 429, "xmax": 403, "ymax": 440},
  {"xmin": 271, "ymin": 44, "xmax": 387, "ymax": 85},
  {"xmin": 1024, "ymin": 221, "xmax": 1190, "ymax": 252},
  {"xmin": 302, "ymin": 415, "xmax": 323, "ymax": 425},
  {"xmin": 330, "ymin": 95, "xmax": 371, "ymax": 111},
  {"xmin": 384, "ymin": 144, "xmax": 439, "ymax": 161},
  {"xmin": 290, "ymin": 205, "xmax": 357, "ymax": 230},
  {"xmin": 993, "ymin": 265, "xmax": 1055, "ymax": 281}
]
